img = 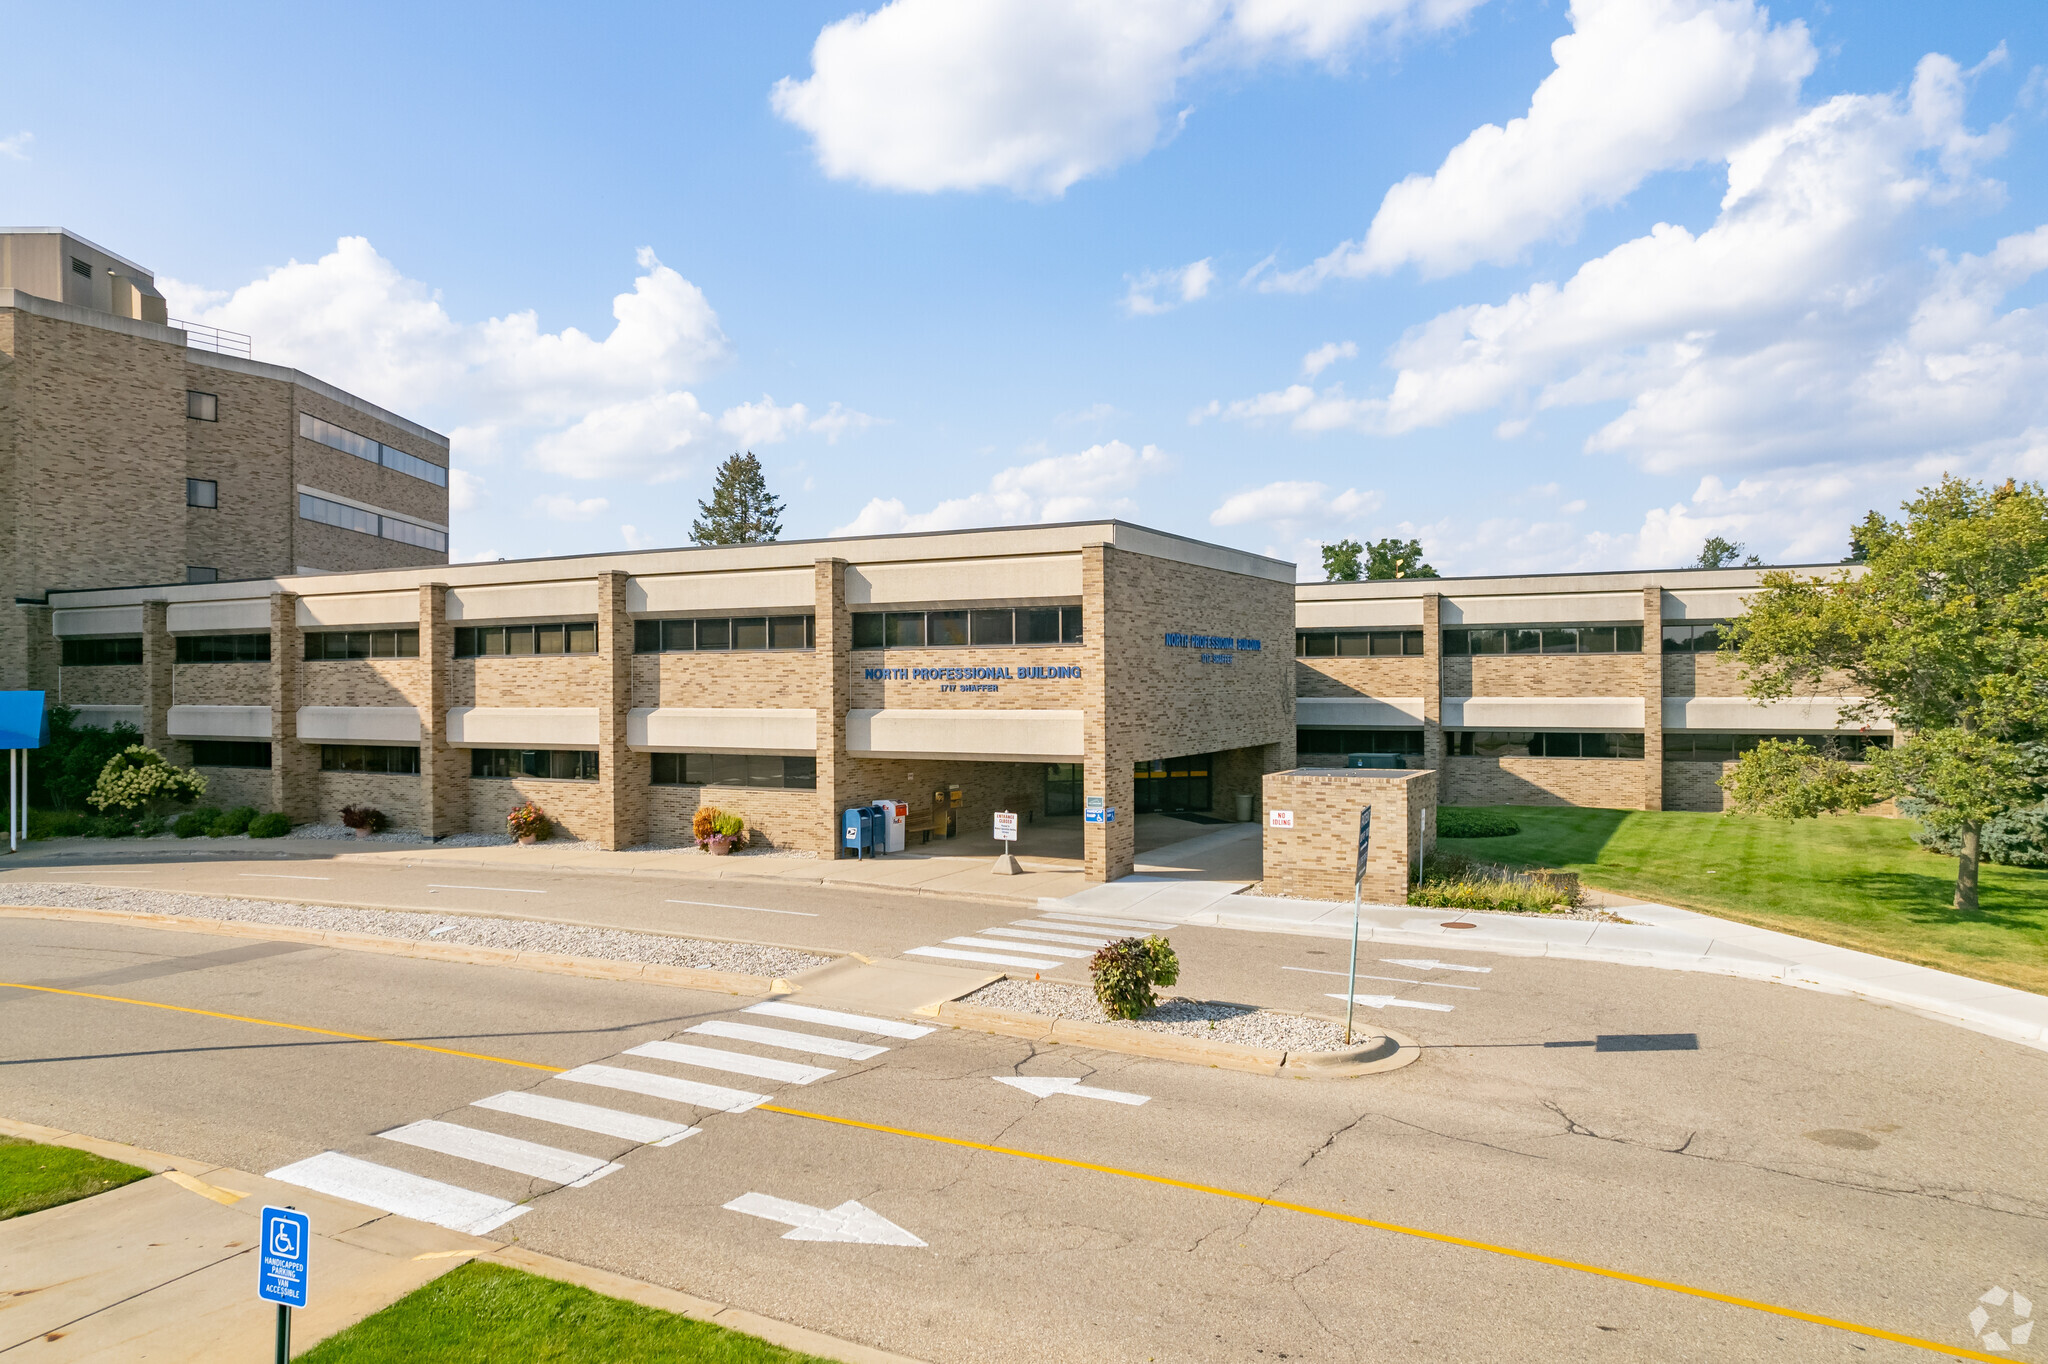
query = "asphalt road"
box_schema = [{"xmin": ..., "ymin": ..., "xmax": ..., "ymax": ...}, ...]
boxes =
[{"xmin": 4, "ymin": 906, "xmax": 2045, "ymax": 1363}]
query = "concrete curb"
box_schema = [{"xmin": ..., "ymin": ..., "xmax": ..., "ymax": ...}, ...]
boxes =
[
  {"xmin": 926, "ymin": 998, "xmax": 1422, "ymax": 1078},
  {"xmin": 0, "ymin": 904, "xmax": 797, "ymax": 998}
]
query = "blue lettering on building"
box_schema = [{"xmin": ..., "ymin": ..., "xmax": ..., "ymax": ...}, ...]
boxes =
[
  {"xmin": 1164, "ymin": 631, "xmax": 1263, "ymax": 655},
  {"xmin": 863, "ymin": 664, "xmax": 1083, "ymax": 683}
]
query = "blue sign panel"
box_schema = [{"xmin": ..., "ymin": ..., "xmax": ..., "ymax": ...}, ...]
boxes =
[
  {"xmin": 1355, "ymin": 807, "xmax": 1372, "ymax": 886},
  {"xmin": 258, "ymin": 1206, "xmax": 310, "ymax": 1308}
]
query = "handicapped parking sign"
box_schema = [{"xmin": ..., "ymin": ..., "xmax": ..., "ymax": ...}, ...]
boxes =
[{"xmin": 258, "ymin": 1205, "xmax": 310, "ymax": 1308}]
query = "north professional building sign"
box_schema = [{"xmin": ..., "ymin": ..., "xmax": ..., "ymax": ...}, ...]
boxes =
[
  {"xmin": 862, "ymin": 664, "xmax": 1084, "ymax": 694},
  {"xmin": 1163, "ymin": 631, "xmax": 1264, "ymax": 665}
]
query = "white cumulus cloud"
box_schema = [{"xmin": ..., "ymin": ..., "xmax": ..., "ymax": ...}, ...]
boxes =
[
  {"xmin": 1209, "ymin": 480, "xmax": 1381, "ymax": 526},
  {"xmin": 1301, "ymin": 341, "xmax": 1358, "ymax": 377},
  {"xmin": 718, "ymin": 396, "xmax": 813, "ymax": 446},
  {"xmin": 771, "ymin": 0, "xmax": 1485, "ymax": 197},
  {"xmin": 835, "ymin": 440, "xmax": 1170, "ymax": 534},
  {"xmin": 0, "ymin": 132, "xmax": 30, "ymax": 161},
  {"xmin": 1123, "ymin": 258, "xmax": 1216, "ymax": 315},
  {"xmin": 534, "ymin": 493, "xmax": 611, "ymax": 522}
]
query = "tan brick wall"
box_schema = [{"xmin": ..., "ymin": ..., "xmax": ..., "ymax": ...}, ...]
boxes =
[
  {"xmin": 1448, "ymin": 653, "xmax": 1649, "ymax": 697},
  {"xmin": 418, "ymin": 582, "xmax": 463, "ymax": 838},
  {"xmin": 639, "ymin": 652, "xmax": 820, "ymax": 709},
  {"xmin": 1442, "ymin": 757, "xmax": 1647, "ymax": 809},
  {"xmin": 453, "ymin": 655, "xmax": 606, "ymax": 708},
  {"xmin": 1642, "ymin": 587, "xmax": 1664, "ymax": 811},
  {"xmin": 172, "ymin": 662, "xmax": 271, "ymax": 706},
  {"xmin": 594, "ymin": 571, "xmax": 640, "ymax": 850},
  {"xmin": 468, "ymin": 775, "xmax": 606, "ymax": 843},
  {"xmin": 1260, "ymin": 768, "xmax": 1435, "ymax": 903},
  {"xmin": 190, "ymin": 765, "xmax": 271, "ymax": 812},
  {"xmin": 814, "ymin": 558, "xmax": 849, "ymax": 855},
  {"xmin": 295, "ymin": 659, "xmax": 429, "ymax": 710},
  {"xmin": 185, "ymin": 360, "xmax": 294, "ymax": 581},
  {"xmin": 55, "ymin": 667, "xmax": 142, "ymax": 706},
  {"xmin": 290, "ymin": 518, "xmax": 443, "ymax": 575},
  {"xmin": 1294, "ymin": 656, "xmax": 1432, "ymax": 698},
  {"xmin": 292, "ymin": 384, "xmax": 448, "ymax": 531},
  {"xmin": 849, "ymin": 647, "xmax": 1091, "ymax": 710},
  {"xmin": 647, "ymin": 784, "xmax": 824, "ymax": 851},
  {"xmin": 314, "ymin": 770, "xmax": 423, "ymax": 828},
  {"xmin": 1664, "ymin": 761, "xmax": 1733, "ymax": 812}
]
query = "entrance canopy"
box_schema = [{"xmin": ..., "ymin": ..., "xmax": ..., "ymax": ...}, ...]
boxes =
[{"xmin": 0, "ymin": 692, "xmax": 48, "ymax": 749}]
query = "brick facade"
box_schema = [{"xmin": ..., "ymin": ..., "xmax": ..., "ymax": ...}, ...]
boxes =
[
  {"xmin": 1260, "ymin": 767, "xmax": 1436, "ymax": 904},
  {"xmin": 1442, "ymin": 757, "xmax": 1648, "ymax": 809}
]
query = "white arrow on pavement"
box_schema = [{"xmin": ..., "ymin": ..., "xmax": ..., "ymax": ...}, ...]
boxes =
[
  {"xmin": 994, "ymin": 1075, "xmax": 1150, "ymax": 1106},
  {"xmin": 722, "ymin": 1192, "xmax": 926, "ymax": 1245},
  {"xmin": 1327, "ymin": 992, "xmax": 1455, "ymax": 1012},
  {"xmin": 1383, "ymin": 958, "xmax": 1492, "ymax": 974}
]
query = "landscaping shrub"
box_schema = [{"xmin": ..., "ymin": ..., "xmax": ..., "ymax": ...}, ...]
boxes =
[
  {"xmin": 1438, "ymin": 807, "xmax": 1520, "ymax": 839},
  {"xmin": 1089, "ymin": 934, "xmax": 1182, "ymax": 1020},
  {"xmin": 248, "ymin": 812, "xmax": 292, "ymax": 838},
  {"xmin": 134, "ymin": 813, "xmax": 167, "ymax": 836},
  {"xmin": 174, "ymin": 807, "xmax": 222, "ymax": 838},
  {"xmin": 507, "ymin": 802, "xmax": 551, "ymax": 842},
  {"xmin": 27, "ymin": 810, "xmax": 89, "ymax": 840},
  {"xmin": 340, "ymin": 805, "xmax": 388, "ymax": 834},
  {"xmin": 1408, "ymin": 853, "xmax": 1579, "ymax": 913},
  {"xmin": 213, "ymin": 806, "xmax": 259, "ymax": 836},
  {"xmin": 692, "ymin": 806, "xmax": 723, "ymax": 843},
  {"xmin": 85, "ymin": 811, "xmax": 135, "ymax": 838},
  {"xmin": 1903, "ymin": 798, "xmax": 2048, "ymax": 868},
  {"xmin": 34, "ymin": 707, "xmax": 142, "ymax": 812},
  {"xmin": 87, "ymin": 746, "xmax": 205, "ymax": 816}
]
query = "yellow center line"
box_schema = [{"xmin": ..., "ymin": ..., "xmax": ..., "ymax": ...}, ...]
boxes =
[
  {"xmin": 0, "ymin": 982, "xmax": 566, "ymax": 1073},
  {"xmin": 760, "ymin": 1104, "xmax": 2004, "ymax": 1364}
]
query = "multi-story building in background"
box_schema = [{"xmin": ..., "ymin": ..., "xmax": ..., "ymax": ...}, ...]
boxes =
[{"xmin": 0, "ymin": 227, "xmax": 450, "ymax": 690}]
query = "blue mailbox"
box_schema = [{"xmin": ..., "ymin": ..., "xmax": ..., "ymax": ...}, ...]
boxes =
[{"xmin": 842, "ymin": 806, "xmax": 881, "ymax": 859}]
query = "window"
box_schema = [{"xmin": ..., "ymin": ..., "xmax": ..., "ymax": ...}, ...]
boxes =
[
  {"xmin": 187, "ymin": 478, "xmax": 218, "ymax": 508},
  {"xmin": 298, "ymin": 413, "xmax": 449, "ymax": 487},
  {"xmin": 631, "ymin": 615, "xmax": 814, "ymax": 653},
  {"xmin": 851, "ymin": 607, "xmax": 1083, "ymax": 650},
  {"xmin": 177, "ymin": 633, "xmax": 269, "ymax": 663},
  {"xmin": 1663, "ymin": 732, "xmax": 1890, "ymax": 761},
  {"xmin": 298, "ymin": 492, "xmax": 450, "ymax": 554},
  {"xmin": 320, "ymin": 744, "xmax": 421, "ymax": 774},
  {"xmin": 303, "ymin": 629, "xmax": 420, "ymax": 660},
  {"xmin": 187, "ymin": 391, "xmax": 218, "ymax": 422},
  {"xmin": 1447, "ymin": 731, "xmax": 1646, "ymax": 759},
  {"xmin": 470, "ymin": 748, "xmax": 599, "ymax": 781},
  {"xmin": 1294, "ymin": 630, "xmax": 1424, "ymax": 657},
  {"xmin": 186, "ymin": 566, "xmax": 219, "ymax": 584},
  {"xmin": 1296, "ymin": 728, "xmax": 1425, "ymax": 757},
  {"xmin": 192, "ymin": 740, "xmax": 273, "ymax": 769},
  {"xmin": 1662, "ymin": 621, "xmax": 1730, "ymax": 653},
  {"xmin": 1442, "ymin": 625, "xmax": 1643, "ymax": 655},
  {"xmin": 61, "ymin": 637, "xmax": 142, "ymax": 667},
  {"xmin": 649, "ymin": 753, "xmax": 817, "ymax": 789},
  {"xmin": 1044, "ymin": 762, "xmax": 1082, "ymax": 815},
  {"xmin": 455, "ymin": 623, "xmax": 597, "ymax": 657},
  {"xmin": 1133, "ymin": 754, "xmax": 1213, "ymax": 814}
]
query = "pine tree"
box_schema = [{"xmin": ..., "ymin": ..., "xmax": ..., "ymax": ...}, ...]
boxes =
[{"xmin": 691, "ymin": 452, "xmax": 786, "ymax": 545}]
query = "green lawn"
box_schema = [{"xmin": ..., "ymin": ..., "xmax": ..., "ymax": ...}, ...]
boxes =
[
  {"xmin": 299, "ymin": 1262, "xmax": 838, "ymax": 1364},
  {"xmin": 1436, "ymin": 806, "xmax": 2048, "ymax": 996},
  {"xmin": 0, "ymin": 1136, "xmax": 151, "ymax": 1221}
]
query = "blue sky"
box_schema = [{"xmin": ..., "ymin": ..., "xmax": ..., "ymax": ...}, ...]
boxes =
[{"xmin": 5, "ymin": 0, "xmax": 2045, "ymax": 577}]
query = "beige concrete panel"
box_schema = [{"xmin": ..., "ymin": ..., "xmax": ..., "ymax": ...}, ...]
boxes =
[
  {"xmin": 1663, "ymin": 589, "xmax": 1755, "ymax": 619},
  {"xmin": 627, "ymin": 568, "xmax": 816, "ymax": 613},
  {"xmin": 1296, "ymin": 696, "xmax": 1425, "ymax": 727},
  {"xmin": 845, "ymin": 554, "xmax": 1082, "ymax": 605},
  {"xmin": 53, "ymin": 605, "xmax": 145, "ymax": 636},
  {"xmin": 447, "ymin": 581, "xmax": 598, "ymax": 621},
  {"xmin": 166, "ymin": 705, "xmax": 272, "ymax": 739},
  {"xmin": 1293, "ymin": 598, "xmax": 1424, "ymax": 627},
  {"xmin": 1441, "ymin": 592, "xmax": 1642, "ymax": 625},
  {"xmin": 1662, "ymin": 695, "xmax": 1889, "ymax": 732},
  {"xmin": 1443, "ymin": 696, "xmax": 1646, "ymax": 729},
  {"xmin": 295, "ymin": 592, "xmax": 422, "ymax": 628},
  {"xmin": 847, "ymin": 708, "xmax": 1085, "ymax": 761},
  {"xmin": 68, "ymin": 704, "xmax": 144, "ymax": 730},
  {"xmin": 167, "ymin": 600, "xmax": 271, "ymax": 633},
  {"xmin": 627, "ymin": 707, "xmax": 818, "ymax": 754},
  {"xmin": 297, "ymin": 705, "xmax": 424, "ymax": 743},
  {"xmin": 446, "ymin": 706, "xmax": 600, "ymax": 747}
]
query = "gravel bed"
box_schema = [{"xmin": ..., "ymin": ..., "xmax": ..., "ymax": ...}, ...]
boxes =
[
  {"xmin": 0, "ymin": 883, "xmax": 834, "ymax": 978},
  {"xmin": 280, "ymin": 824, "xmax": 434, "ymax": 844},
  {"xmin": 961, "ymin": 977, "xmax": 1351, "ymax": 1052}
]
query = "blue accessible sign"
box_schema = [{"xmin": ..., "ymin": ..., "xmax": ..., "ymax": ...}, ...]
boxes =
[{"xmin": 258, "ymin": 1205, "xmax": 310, "ymax": 1308}]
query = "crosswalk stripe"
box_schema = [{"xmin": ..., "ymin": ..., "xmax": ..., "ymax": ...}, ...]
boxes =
[
  {"xmin": 688, "ymin": 1020, "xmax": 887, "ymax": 1061},
  {"xmin": 744, "ymin": 1002, "xmax": 935, "ymax": 1039},
  {"xmin": 471, "ymin": 1091, "xmax": 697, "ymax": 1146},
  {"xmin": 943, "ymin": 936, "xmax": 1094, "ymax": 958},
  {"xmin": 986, "ymin": 927, "xmax": 1119, "ymax": 947},
  {"xmin": 1036, "ymin": 912, "xmax": 1177, "ymax": 932},
  {"xmin": 379, "ymin": 1119, "xmax": 622, "ymax": 1187},
  {"xmin": 556, "ymin": 1062, "xmax": 770, "ymax": 1112},
  {"xmin": 906, "ymin": 945, "xmax": 1065, "ymax": 970},
  {"xmin": 267, "ymin": 1151, "xmax": 529, "ymax": 1235},
  {"xmin": 627, "ymin": 1039, "xmax": 834, "ymax": 1085},
  {"xmin": 1326, "ymin": 992, "xmax": 1456, "ymax": 1013}
]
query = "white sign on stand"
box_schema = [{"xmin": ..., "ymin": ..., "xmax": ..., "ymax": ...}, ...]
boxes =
[{"xmin": 993, "ymin": 811, "xmax": 1018, "ymax": 842}]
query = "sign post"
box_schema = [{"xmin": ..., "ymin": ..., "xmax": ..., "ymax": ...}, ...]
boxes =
[
  {"xmin": 1344, "ymin": 807, "xmax": 1371, "ymax": 1045},
  {"xmin": 258, "ymin": 1204, "xmax": 310, "ymax": 1364}
]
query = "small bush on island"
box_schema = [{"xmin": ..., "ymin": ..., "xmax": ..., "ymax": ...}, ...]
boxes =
[
  {"xmin": 507, "ymin": 802, "xmax": 551, "ymax": 842},
  {"xmin": 1438, "ymin": 807, "xmax": 1520, "ymax": 839},
  {"xmin": 1088, "ymin": 935, "xmax": 1182, "ymax": 1020},
  {"xmin": 248, "ymin": 812, "xmax": 292, "ymax": 838},
  {"xmin": 88, "ymin": 746, "xmax": 205, "ymax": 817}
]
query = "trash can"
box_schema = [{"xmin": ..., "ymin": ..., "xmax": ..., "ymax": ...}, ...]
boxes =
[{"xmin": 1235, "ymin": 793, "xmax": 1254, "ymax": 823}]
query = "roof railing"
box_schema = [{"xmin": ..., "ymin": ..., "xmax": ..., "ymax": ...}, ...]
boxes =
[{"xmin": 169, "ymin": 318, "xmax": 252, "ymax": 359}]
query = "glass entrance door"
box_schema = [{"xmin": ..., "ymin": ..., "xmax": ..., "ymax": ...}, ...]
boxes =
[{"xmin": 1133, "ymin": 755, "xmax": 1213, "ymax": 814}]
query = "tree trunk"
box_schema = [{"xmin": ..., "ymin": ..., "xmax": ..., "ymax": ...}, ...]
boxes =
[{"xmin": 1953, "ymin": 822, "xmax": 1981, "ymax": 915}]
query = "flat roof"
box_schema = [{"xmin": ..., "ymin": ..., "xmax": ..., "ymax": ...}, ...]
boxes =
[
  {"xmin": 0, "ymin": 227, "xmax": 156, "ymax": 279},
  {"xmin": 1297, "ymin": 562, "xmax": 1860, "ymax": 598}
]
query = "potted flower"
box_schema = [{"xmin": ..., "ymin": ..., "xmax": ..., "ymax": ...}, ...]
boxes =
[
  {"xmin": 693, "ymin": 806, "xmax": 745, "ymax": 855},
  {"xmin": 340, "ymin": 805, "xmax": 387, "ymax": 839},
  {"xmin": 507, "ymin": 801, "xmax": 551, "ymax": 845}
]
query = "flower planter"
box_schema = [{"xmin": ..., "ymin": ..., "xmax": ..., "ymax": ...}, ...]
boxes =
[
  {"xmin": 705, "ymin": 836, "xmax": 734, "ymax": 856},
  {"xmin": 518, "ymin": 834, "xmax": 538, "ymax": 846},
  {"xmin": 350, "ymin": 826, "xmax": 370, "ymax": 839}
]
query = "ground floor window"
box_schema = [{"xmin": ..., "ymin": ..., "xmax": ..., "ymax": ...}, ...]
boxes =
[
  {"xmin": 1134, "ymin": 754, "xmax": 1212, "ymax": 814},
  {"xmin": 1296, "ymin": 728, "xmax": 1424, "ymax": 757},
  {"xmin": 1043, "ymin": 763, "xmax": 1083, "ymax": 815},
  {"xmin": 1664, "ymin": 732, "xmax": 1890, "ymax": 761},
  {"xmin": 471, "ymin": 749, "xmax": 598, "ymax": 781},
  {"xmin": 321, "ymin": 744, "xmax": 420, "ymax": 774},
  {"xmin": 192, "ymin": 740, "xmax": 272, "ymax": 769},
  {"xmin": 1450, "ymin": 731, "xmax": 1645, "ymax": 759},
  {"xmin": 649, "ymin": 753, "xmax": 816, "ymax": 789}
]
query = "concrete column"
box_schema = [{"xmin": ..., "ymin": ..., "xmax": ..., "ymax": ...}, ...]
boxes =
[
  {"xmin": 593, "ymin": 569, "xmax": 641, "ymax": 851},
  {"xmin": 1420, "ymin": 592, "xmax": 1442, "ymax": 773},
  {"xmin": 19, "ymin": 605, "xmax": 56, "ymax": 697},
  {"xmin": 140, "ymin": 600, "xmax": 175, "ymax": 759},
  {"xmin": 1642, "ymin": 585, "xmax": 1664, "ymax": 811},
  {"xmin": 416, "ymin": 582, "xmax": 463, "ymax": 838},
  {"xmin": 813, "ymin": 558, "xmax": 849, "ymax": 856},
  {"xmin": 268, "ymin": 591, "xmax": 316, "ymax": 822},
  {"xmin": 1082, "ymin": 543, "xmax": 1135, "ymax": 882}
]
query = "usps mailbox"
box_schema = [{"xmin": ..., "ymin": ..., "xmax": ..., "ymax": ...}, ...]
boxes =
[{"xmin": 842, "ymin": 806, "xmax": 881, "ymax": 859}]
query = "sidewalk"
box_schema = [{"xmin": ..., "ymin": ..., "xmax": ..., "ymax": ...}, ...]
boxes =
[{"xmin": 1080, "ymin": 887, "xmax": 2048, "ymax": 1054}]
